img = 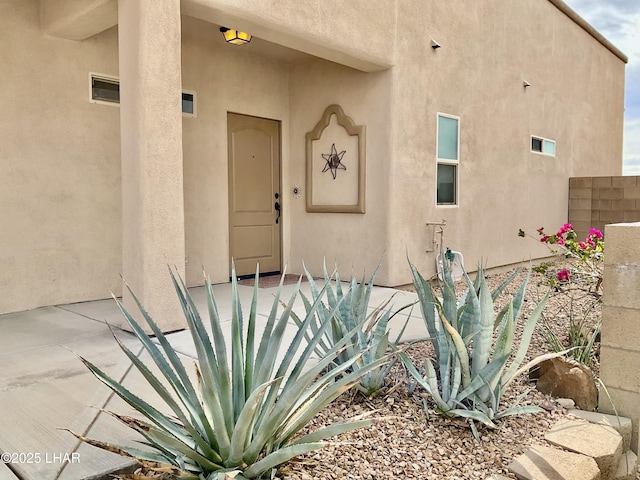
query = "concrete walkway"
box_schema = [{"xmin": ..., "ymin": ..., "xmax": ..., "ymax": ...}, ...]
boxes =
[{"xmin": 0, "ymin": 281, "xmax": 424, "ymax": 480}]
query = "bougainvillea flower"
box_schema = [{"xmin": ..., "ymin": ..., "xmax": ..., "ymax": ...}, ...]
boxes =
[
  {"xmin": 540, "ymin": 236, "xmax": 549, "ymax": 243},
  {"xmin": 537, "ymin": 227, "xmax": 545, "ymax": 234},
  {"xmin": 578, "ymin": 241, "xmax": 588, "ymax": 250},
  {"xmin": 589, "ymin": 228, "xmax": 603, "ymax": 239},
  {"xmin": 556, "ymin": 269, "xmax": 570, "ymax": 281}
]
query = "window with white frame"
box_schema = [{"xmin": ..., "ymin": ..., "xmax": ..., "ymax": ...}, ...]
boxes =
[
  {"xmin": 531, "ymin": 135, "xmax": 555, "ymax": 156},
  {"xmin": 89, "ymin": 73, "xmax": 196, "ymax": 116},
  {"xmin": 436, "ymin": 113, "xmax": 459, "ymax": 206}
]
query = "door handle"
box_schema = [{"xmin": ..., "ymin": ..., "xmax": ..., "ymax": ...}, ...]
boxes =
[{"xmin": 274, "ymin": 201, "xmax": 281, "ymax": 224}]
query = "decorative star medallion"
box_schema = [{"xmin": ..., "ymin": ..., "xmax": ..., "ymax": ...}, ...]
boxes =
[{"xmin": 321, "ymin": 143, "xmax": 347, "ymax": 179}]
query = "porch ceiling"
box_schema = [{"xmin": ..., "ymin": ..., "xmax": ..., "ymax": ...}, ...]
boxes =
[{"xmin": 39, "ymin": 0, "xmax": 391, "ymax": 72}]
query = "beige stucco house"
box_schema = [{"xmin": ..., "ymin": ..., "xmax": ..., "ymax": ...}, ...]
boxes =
[{"xmin": 1, "ymin": 0, "xmax": 626, "ymax": 330}]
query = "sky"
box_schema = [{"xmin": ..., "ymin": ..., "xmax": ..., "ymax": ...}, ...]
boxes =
[{"xmin": 562, "ymin": 0, "xmax": 640, "ymax": 174}]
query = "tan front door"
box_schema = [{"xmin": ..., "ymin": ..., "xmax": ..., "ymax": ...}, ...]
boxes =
[{"xmin": 227, "ymin": 113, "xmax": 281, "ymax": 277}]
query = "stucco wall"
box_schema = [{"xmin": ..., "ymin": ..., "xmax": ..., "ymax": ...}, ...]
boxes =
[
  {"xmin": 288, "ymin": 59, "xmax": 393, "ymax": 282},
  {"xmin": 0, "ymin": 0, "xmax": 626, "ymax": 314},
  {"xmin": 384, "ymin": 0, "xmax": 625, "ymax": 284},
  {"xmin": 0, "ymin": 0, "xmax": 121, "ymax": 313}
]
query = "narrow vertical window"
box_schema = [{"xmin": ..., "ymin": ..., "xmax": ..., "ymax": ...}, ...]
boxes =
[
  {"xmin": 436, "ymin": 113, "xmax": 460, "ymax": 206},
  {"xmin": 182, "ymin": 91, "xmax": 196, "ymax": 117}
]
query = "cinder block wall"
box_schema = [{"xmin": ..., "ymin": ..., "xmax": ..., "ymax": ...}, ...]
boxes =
[
  {"xmin": 599, "ymin": 222, "xmax": 640, "ymax": 454},
  {"xmin": 569, "ymin": 176, "xmax": 640, "ymax": 240}
]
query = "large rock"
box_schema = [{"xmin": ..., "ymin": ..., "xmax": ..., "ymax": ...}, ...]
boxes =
[
  {"xmin": 509, "ymin": 444, "xmax": 601, "ymax": 480},
  {"xmin": 534, "ymin": 357, "xmax": 598, "ymax": 411},
  {"xmin": 545, "ymin": 418, "xmax": 622, "ymax": 479}
]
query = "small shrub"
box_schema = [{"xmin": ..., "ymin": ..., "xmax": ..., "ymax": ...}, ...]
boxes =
[
  {"xmin": 66, "ymin": 265, "xmax": 386, "ymax": 479},
  {"xmin": 520, "ymin": 223, "xmax": 603, "ymax": 365},
  {"xmin": 291, "ymin": 263, "xmax": 414, "ymax": 397},
  {"xmin": 401, "ymin": 258, "xmax": 557, "ymax": 437}
]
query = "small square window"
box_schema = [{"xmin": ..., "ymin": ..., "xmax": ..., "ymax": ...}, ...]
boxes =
[
  {"xmin": 531, "ymin": 136, "xmax": 555, "ymax": 156},
  {"xmin": 91, "ymin": 75, "xmax": 120, "ymax": 104}
]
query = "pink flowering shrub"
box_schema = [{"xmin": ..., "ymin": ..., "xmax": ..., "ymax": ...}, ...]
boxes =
[
  {"xmin": 519, "ymin": 223, "xmax": 604, "ymax": 297},
  {"xmin": 519, "ymin": 223, "xmax": 603, "ymax": 365}
]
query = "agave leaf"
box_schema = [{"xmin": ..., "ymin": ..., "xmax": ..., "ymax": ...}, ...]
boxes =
[
  {"xmin": 243, "ymin": 443, "xmax": 325, "ymax": 479},
  {"xmin": 490, "ymin": 267, "xmax": 521, "ymax": 301},
  {"xmin": 458, "ymin": 270, "xmax": 480, "ymax": 344},
  {"xmin": 244, "ymin": 266, "xmax": 260, "ymax": 397},
  {"xmin": 437, "ymin": 305, "xmax": 471, "ymax": 389},
  {"xmin": 470, "ymin": 270, "xmax": 494, "ymax": 378},
  {"xmin": 74, "ymin": 354, "xmax": 198, "ymax": 448},
  {"xmin": 493, "ymin": 301, "xmax": 515, "ymax": 361},
  {"xmin": 107, "ymin": 331, "xmax": 218, "ymax": 462},
  {"xmin": 502, "ymin": 348, "xmax": 573, "ymax": 391},
  {"xmin": 127, "ymin": 421, "xmax": 223, "ymax": 471},
  {"xmin": 399, "ymin": 352, "xmax": 451, "ymax": 411},
  {"xmin": 115, "ymin": 286, "xmax": 214, "ymax": 447},
  {"xmin": 226, "ymin": 379, "xmax": 274, "ymax": 467},
  {"xmin": 509, "ymin": 268, "xmax": 530, "ymax": 325},
  {"xmin": 456, "ymin": 354, "xmax": 509, "ymax": 402},
  {"xmin": 494, "ymin": 405, "xmax": 543, "ymax": 420},
  {"xmin": 66, "ymin": 429, "xmax": 205, "ymax": 479},
  {"xmin": 502, "ymin": 290, "xmax": 550, "ymax": 385},
  {"xmin": 229, "ymin": 269, "xmax": 246, "ymax": 420},
  {"xmin": 440, "ymin": 256, "xmax": 458, "ymax": 331},
  {"xmin": 293, "ymin": 419, "xmax": 372, "ymax": 445},
  {"xmin": 276, "ymin": 356, "xmax": 391, "ymax": 445},
  {"xmin": 253, "ymin": 275, "xmax": 299, "ymax": 389},
  {"xmin": 444, "ymin": 409, "xmax": 497, "ymax": 429}
]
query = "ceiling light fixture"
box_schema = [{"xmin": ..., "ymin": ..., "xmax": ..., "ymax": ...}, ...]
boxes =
[{"xmin": 220, "ymin": 27, "xmax": 252, "ymax": 46}]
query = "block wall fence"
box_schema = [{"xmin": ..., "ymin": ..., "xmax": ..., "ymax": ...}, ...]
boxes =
[
  {"xmin": 568, "ymin": 176, "xmax": 640, "ymax": 240},
  {"xmin": 599, "ymin": 222, "xmax": 640, "ymax": 455}
]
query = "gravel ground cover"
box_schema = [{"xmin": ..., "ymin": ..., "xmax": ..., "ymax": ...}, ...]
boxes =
[
  {"xmin": 134, "ymin": 261, "xmax": 639, "ymax": 480},
  {"xmin": 276, "ymin": 261, "xmax": 637, "ymax": 480}
]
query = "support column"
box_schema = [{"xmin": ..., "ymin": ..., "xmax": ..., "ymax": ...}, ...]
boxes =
[
  {"xmin": 600, "ymin": 222, "xmax": 640, "ymax": 455},
  {"xmin": 118, "ymin": 0, "xmax": 186, "ymax": 332}
]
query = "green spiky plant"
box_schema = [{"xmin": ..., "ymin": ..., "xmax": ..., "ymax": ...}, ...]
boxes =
[
  {"xmin": 66, "ymin": 265, "xmax": 389, "ymax": 480},
  {"xmin": 291, "ymin": 263, "xmax": 414, "ymax": 397},
  {"xmin": 401, "ymin": 258, "xmax": 563, "ymax": 437}
]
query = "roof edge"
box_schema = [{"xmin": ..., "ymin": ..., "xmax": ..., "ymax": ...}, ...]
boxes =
[{"xmin": 548, "ymin": 0, "xmax": 628, "ymax": 63}]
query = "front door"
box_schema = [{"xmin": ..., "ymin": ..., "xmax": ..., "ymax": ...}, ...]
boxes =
[{"xmin": 227, "ymin": 113, "xmax": 281, "ymax": 277}]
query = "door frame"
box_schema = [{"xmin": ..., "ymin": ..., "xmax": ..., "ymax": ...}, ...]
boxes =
[{"xmin": 227, "ymin": 111, "xmax": 283, "ymax": 279}]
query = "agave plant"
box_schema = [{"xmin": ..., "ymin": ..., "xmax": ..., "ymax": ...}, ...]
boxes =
[
  {"xmin": 401, "ymin": 258, "xmax": 561, "ymax": 436},
  {"xmin": 66, "ymin": 265, "xmax": 388, "ymax": 479},
  {"xmin": 291, "ymin": 263, "xmax": 413, "ymax": 397}
]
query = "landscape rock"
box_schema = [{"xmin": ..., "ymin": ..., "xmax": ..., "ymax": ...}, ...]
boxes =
[
  {"xmin": 508, "ymin": 444, "xmax": 601, "ymax": 480},
  {"xmin": 568, "ymin": 409, "xmax": 633, "ymax": 453},
  {"xmin": 545, "ymin": 418, "xmax": 622, "ymax": 479},
  {"xmin": 534, "ymin": 357, "xmax": 598, "ymax": 411}
]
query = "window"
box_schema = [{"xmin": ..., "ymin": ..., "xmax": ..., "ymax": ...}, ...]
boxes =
[
  {"xmin": 91, "ymin": 74, "xmax": 120, "ymax": 104},
  {"xmin": 531, "ymin": 135, "xmax": 555, "ymax": 156},
  {"xmin": 181, "ymin": 91, "xmax": 196, "ymax": 117},
  {"xmin": 436, "ymin": 113, "xmax": 459, "ymax": 205},
  {"xmin": 89, "ymin": 73, "xmax": 195, "ymax": 115}
]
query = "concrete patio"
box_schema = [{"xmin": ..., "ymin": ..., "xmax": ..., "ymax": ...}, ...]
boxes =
[{"xmin": 0, "ymin": 280, "xmax": 424, "ymax": 480}]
